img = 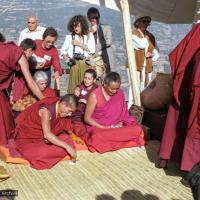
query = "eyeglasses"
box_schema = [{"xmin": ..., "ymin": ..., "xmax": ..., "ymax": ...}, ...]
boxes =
[{"xmin": 89, "ymin": 16, "xmax": 99, "ymax": 20}]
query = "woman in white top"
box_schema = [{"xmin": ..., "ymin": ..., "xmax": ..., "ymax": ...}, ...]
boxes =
[{"xmin": 61, "ymin": 15, "xmax": 95, "ymax": 94}]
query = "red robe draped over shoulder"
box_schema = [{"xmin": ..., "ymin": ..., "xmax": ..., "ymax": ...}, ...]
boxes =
[
  {"xmin": 15, "ymin": 97, "xmax": 75, "ymax": 170},
  {"xmin": 85, "ymin": 87, "xmax": 145, "ymax": 153},
  {"xmin": 0, "ymin": 42, "xmax": 23, "ymax": 145},
  {"xmin": 42, "ymin": 87, "xmax": 56, "ymax": 98},
  {"xmin": 13, "ymin": 79, "xmax": 56, "ymax": 102},
  {"xmin": 159, "ymin": 24, "xmax": 200, "ymax": 171}
]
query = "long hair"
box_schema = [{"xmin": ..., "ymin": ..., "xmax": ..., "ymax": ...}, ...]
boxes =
[{"xmin": 67, "ymin": 15, "xmax": 89, "ymax": 35}]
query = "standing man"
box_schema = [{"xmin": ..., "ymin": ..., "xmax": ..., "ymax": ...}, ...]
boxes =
[
  {"xmin": 18, "ymin": 15, "xmax": 46, "ymax": 45},
  {"xmin": 159, "ymin": 24, "xmax": 200, "ymax": 180},
  {"xmin": 127, "ymin": 16, "xmax": 159, "ymax": 108},
  {"xmin": 87, "ymin": 7, "xmax": 116, "ymax": 73},
  {"xmin": 132, "ymin": 16, "xmax": 159, "ymax": 91},
  {"xmin": 33, "ymin": 27, "xmax": 63, "ymax": 87}
]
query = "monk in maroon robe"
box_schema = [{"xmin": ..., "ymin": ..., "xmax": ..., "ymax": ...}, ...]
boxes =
[
  {"xmin": 0, "ymin": 39, "xmax": 44, "ymax": 145},
  {"xmin": 84, "ymin": 72, "xmax": 145, "ymax": 153},
  {"xmin": 159, "ymin": 24, "xmax": 200, "ymax": 172},
  {"xmin": 12, "ymin": 38, "xmax": 37, "ymax": 102},
  {"xmin": 15, "ymin": 95, "xmax": 77, "ymax": 170}
]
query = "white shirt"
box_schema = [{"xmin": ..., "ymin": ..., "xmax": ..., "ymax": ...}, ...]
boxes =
[
  {"xmin": 132, "ymin": 34, "xmax": 148, "ymax": 50},
  {"xmin": 132, "ymin": 34, "xmax": 159, "ymax": 65},
  {"xmin": 60, "ymin": 32, "xmax": 95, "ymax": 58},
  {"xmin": 18, "ymin": 26, "xmax": 46, "ymax": 45}
]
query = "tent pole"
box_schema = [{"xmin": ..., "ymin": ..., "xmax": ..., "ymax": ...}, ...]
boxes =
[
  {"xmin": 120, "ymin": 0, "xmax": 141, "ymax": 106},
  {"xmin": 193, "ymin": 0, "xmax": 200, "ymax": 25}
]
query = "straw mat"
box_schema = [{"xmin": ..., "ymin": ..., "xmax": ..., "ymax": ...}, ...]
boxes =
[{"xmin": 0, "ymin": 141, "xmax": 192, "ymax": 200}]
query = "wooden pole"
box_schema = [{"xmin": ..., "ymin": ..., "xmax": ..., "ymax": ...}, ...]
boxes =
[{"xmin": 120, "ymin": 0, "xmax": 141, "ymax": 106}]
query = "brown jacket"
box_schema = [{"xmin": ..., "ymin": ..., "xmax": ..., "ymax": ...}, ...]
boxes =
[{"xmin": 132, "ymin": 29, "xmax": 155, "ymax": 73}]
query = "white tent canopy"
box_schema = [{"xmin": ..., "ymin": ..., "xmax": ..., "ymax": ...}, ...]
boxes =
[{"xmin": 82, "ymin": 0, "xmax": 197, "ymax": 24}]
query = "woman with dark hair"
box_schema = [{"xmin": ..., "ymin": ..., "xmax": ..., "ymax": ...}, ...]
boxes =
[
  {"xmin": 72, "ymin": 69, "xmax": 98, "ymax": 137},
  {"xmin": 32, "ymin": 27, "xmax": 63, "ymax": 87},
  {"xmin": 87, "ymin": 7, "xmax": 116, "ymax": 73},
  {"xmin": 15, "ymin": 94, "xmax": 78, "ymax": 169},
  {"xmin": 84, "ymin": 72, "xmax": 145, "ymax": 153},
  {"xmin": 61, "ymin": 15, "xmax": 95, "ymax": 94}
]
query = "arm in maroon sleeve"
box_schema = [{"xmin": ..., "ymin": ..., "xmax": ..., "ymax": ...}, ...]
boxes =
[{"xmin": 9, "ymin": 42, "xmax": 24, "ymax": 70}]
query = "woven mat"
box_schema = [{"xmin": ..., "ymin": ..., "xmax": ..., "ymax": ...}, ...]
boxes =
[{"xmin": 0, "ymin": 141, "xmax": 192, "ymax": 200}]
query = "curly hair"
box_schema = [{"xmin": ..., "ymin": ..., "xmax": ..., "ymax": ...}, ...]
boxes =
[{"xmin": 67, "ymin": 15, "xmax": 89, "ymax": 35}]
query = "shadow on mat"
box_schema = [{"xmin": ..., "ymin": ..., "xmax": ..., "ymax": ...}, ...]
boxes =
[
  {"xmin": 144, "ymin": 141, "xmax": 185, "ymax": 178},
  {"xmin": 96, "ymin": 189, "xmax": 160, "ymax": 200},
  {"xmin": 144, "ymin": 140, "xmax": 160, "ymax": 164}
]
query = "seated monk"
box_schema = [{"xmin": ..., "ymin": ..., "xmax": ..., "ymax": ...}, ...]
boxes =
[
  {"xmin": 84, "ymin": 72, "xmax": 145, "ymax": 153},
  {"xmin": 72, "ymin": 69, "xmax": 98, "ymax": 137},
  {"xmin": 14, "ymin": 94, "xmax": 77, "ymax": 170},
  {"xmin": 33, "ymin": 70, "xmax": 56, "ymax": 97}
]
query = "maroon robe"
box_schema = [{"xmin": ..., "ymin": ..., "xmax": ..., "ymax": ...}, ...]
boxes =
[
  {"xmin": 72, "ymin": 83, "xmax": 98, "ymax": 137},
  {"xmin": 0, "ymin": 42, "xmax": 23, "ymax": 145},
  {"xmin": 13, "ymin": 72, "xmax": 29, "ymax": 102},
  {"xmin": 84, "ymin": 86, "xmax": 145, "ymax": 153},
  {"xmin": 42, "ymin": 87, "xmax": 56, "ymax": 98},
  {"xmin": 14, "ymin": 97, "xmax": 75, "ymax": 170},
  {"xmin": 159, "ymin": 24, "xmax": 200, "ymax": 171},
  {"xmin": 13, "ymin": 86, "xmax": 56, "ymax": 102}
]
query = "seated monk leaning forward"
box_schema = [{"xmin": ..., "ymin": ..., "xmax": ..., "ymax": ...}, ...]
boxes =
[
  {"xmin": 84, "ymin": 72, "xmax": 145, "ymax": 153},
  {"xmin": 14, "ymin": 95, "xmax": 77, "ymax": 170}
]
